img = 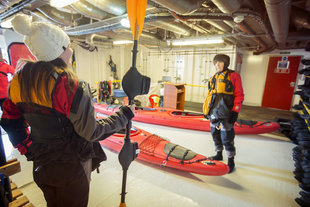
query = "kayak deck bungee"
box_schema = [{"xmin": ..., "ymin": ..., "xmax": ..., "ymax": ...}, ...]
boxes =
[
  {"xmin": 94, "ymin": 103, "xmax": 280, "ymax": 134},
  {"xmin": 100, "ymin": 125, "xmax": 229, "ymax": 176}
]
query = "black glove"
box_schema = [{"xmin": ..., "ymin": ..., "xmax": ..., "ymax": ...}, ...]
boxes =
[{"xmin": 228, "ymin": 111, "xmax": 238, "ymax": 124}]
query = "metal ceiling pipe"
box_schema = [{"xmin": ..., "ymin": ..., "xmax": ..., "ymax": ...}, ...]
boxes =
[
  {"xmin": 147, "ymin": 18, "xmax": 191, "ymax": 36},
  {"xmin": 93, "ymin": 29, "xmax": 161, "ymax": 46},
  {"xmin": 233, "ymin": 11, "xmax": 274, "ymax": 43},
  {"xmin": 86, "ymin": 34, "xmax": 97, "ymax": 43},
  {"xmin": 211, "ymin": 0, "xmax": 242, "ymax": 14},
  {"xmin": 85, "ymin": 0, "xmax": 126, "ymax": 16},
  {"xmin": 85, "ymin": 34, "xmax": 108, "ymax": 45},
  {"xmin": 291, "ymin": 6, "xmax": 310, "ymax": 30},
  {"xmin": 0, "ymin": 0, "xmax": 35, "ymax": 21},
  {"xmin": 205, "ymin": 20, "xmax": 232, "ymax": 32},
  {"xmin": 151, "ymin": 0, "xmax": 205, "ymax": 15},
  {"xmin": 167, "ymin": 11, "xmax": 232, "ymax": 38},
  {"xmin": 64, "ymin": 15, "xmax": 182, "ymax": 36},
  {"xmin": 264, "ymin": 0, "xmax": 291, "ymax": 47},
  {"xmin": 30, "ymin": 10, "xmax": 53, "ymax": 22},
  {"xmin": 37, "ymin": 4, "xmax": 90, "ymax": 26},
  {"xmin": 120, "ymin": 29, "xmax": 159, "ymax": 40},
  {"xmin": 71, "ymin": 0, "xmax": 110, "ymax": 20},
  {"xmin": 65, "ymin": 22, "xmax": 121, "ymax": 36},
  {"xmin": 210, "ymin": 0, "xmax": 243, "ymax": 32},
  {"xmin": 209, "ymin": 0, "xmax": 243, "ymax": 38},
  {"xmin": 211, "ymin": 0, "xmax": 274, "ymax": 53},
  {"xmin": 0, "ymin": 0, "xmax": 22, "ymax": 8},
  {"xmin": 176, "ymin": 14, "xmax": 233, "ymax": 21},
  {"xmin": 165, "ymin": 11, "xmax": 210, "ymax": 35},
  {"xmin": 92, "ymin": 34, "xmax": 109, "ymax": 41},
  {"xmin": 238, "ymin": 21, "xmax": 268, "ymax": 53}
]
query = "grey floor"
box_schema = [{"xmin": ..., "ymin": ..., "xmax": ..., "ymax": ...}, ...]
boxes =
[{"xmin": 3, "ymin": 118, "xmax": 299, "ymax": 207}]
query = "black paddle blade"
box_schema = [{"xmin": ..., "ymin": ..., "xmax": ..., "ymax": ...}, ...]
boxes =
[
  {"xmin": 118, "ymin": 139, "xmax": 139, "ymax": 170},
  {"xmin": 122, "ymin": 66, "xmax": 150, "ymax": 100}
]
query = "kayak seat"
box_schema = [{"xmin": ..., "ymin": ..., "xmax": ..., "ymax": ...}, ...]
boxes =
[
  {"xmin": 236, "ymin": 119, "xmax": 258, "ymax": 126},
  {"xmin": 171, "ymin": 111, "xmax": 203, "ymax": 116},
  {"xmin": 164, "ymin": 143, "xmax": 197, "ymax": 160}
]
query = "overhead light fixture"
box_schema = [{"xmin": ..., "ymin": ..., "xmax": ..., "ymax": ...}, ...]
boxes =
[
  {"xmin": 113, "ymin": 40, "xmax": 133, "ymax": 45},
  {"xmin": 233, "ymin": 15, "xmax": 244, "ymax": 24},
  {"xmin": 167, "ymin": 37, "xmax": 224, "ymax": 46},
  {"xmin": 120, "ymin": 18, "xmax": 130, "ymax": 28},
  {"xmin": 50, "ymin": 0, "xmax": 78, "ymax": 8}
]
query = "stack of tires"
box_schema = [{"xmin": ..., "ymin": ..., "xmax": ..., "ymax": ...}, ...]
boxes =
[{"xmin": 292, "ymin": 58, "xmax": 310, "ymax": 207}]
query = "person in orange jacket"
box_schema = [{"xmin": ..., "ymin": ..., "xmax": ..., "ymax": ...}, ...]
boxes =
[
  {"xmin": 0, "ymin": 51, "xmax": 15, "ymax": 110},
  {"xmin": 203, "ymin": 54, "xmax": 244, "ymax": 173},
  {"xmin": 0, "ymin": 14, "xmax": 135, "ymax": 207}
]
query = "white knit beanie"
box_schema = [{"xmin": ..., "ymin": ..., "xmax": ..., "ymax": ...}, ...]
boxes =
[{"xmin": 11, "ymin": 14, "xmax": 70, "ymax": 62}]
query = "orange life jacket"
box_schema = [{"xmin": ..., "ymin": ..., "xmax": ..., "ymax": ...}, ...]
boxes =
[{"xmin": 203, "ymin": 69, "xmax": 234, "ymax": 119}]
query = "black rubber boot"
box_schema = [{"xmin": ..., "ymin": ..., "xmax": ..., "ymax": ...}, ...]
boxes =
[
  {"xmin": 228, "ymin": 157, "xmax": 235, "ymax": 173},
  {"xmin": 208, "ymin": 151, "xmax": 223, "ymax": 161}
]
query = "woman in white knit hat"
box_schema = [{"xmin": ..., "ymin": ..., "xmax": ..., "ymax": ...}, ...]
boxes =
[{"xmin": 0, "ymin": 14, "xmax": 135, "ymax": 207}]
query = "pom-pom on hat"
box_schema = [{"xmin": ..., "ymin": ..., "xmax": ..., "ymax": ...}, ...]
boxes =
[{"xmin": 11, "ymin": 14, "xmax": 70, "ymax": 62}]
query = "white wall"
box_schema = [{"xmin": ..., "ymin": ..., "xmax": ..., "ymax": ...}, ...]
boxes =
[
  {"xmin": 73, "ymin": 44, "xmax": 237, "ymax": 104},
  {"xmin": 141, "ymin": 46, "xmax": 237, "ymax": 103},
  {"xmin": 240, "ymin": 52, "xmax": 268, "ymax": 106},
  {"xmin": 73, "ymin": 44, "xmax": 119, "ymax": 89},
  {"xmin": 241, "ymin": 49, "xmax": 309, "ymax": 109}
]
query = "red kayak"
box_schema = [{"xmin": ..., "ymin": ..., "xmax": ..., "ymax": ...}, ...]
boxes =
[
  {"xmin": 100, "ymin": 126, "xmax": 229, "ymax": 176},
  {"xmin": 94, "ymin": 103, "xmax": 280, "ymax": 134}
]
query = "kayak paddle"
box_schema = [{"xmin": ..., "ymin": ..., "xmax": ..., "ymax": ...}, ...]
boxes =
[{"xmin": 119, "ymin": 0, "xmax": 149, "ymax": 206}]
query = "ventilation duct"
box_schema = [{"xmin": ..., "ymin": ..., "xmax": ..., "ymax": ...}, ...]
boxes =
[
  {"xmin": 37, "ymin": 4, "xmax": 90, "ymax": 26},
  {"xmin": 211, "ymin": 0, "xmax": 242, "ymax": 14},
  {"xmin": 71, "ymin": 0, "xmax": 110, "ymax": 20},
  {"xmin": 147, "ymin": 18, "xmax": 191, "ymax": 36},
  {"xmin": 151, "ymin": 0, "xmax": 205, "ymax": 15},
  {"xmin": 205, "ymin": 20, "xmax": 232, "ymax": 32},
  {"xmin": 65, "ymin": 14, "xmax": 192, "ymax": 37},
  {"xmin": 210, "ymin": 0, "xmax": 273, "ymax": 53},
  {"xmin": 85, "ymin": 0, "xmax": 126, "ymax": 16},
  {"xmin": 264, "ymin": 0, "xmax": 291, "ymax": 47}
]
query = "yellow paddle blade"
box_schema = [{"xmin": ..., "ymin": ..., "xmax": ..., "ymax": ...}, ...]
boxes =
[
  {"xmin": 127, "ymin": 0, "xmax": 137, "ymax": 39},
  {"xmin": 137, "ymin": 0, "xmax": 147, "ymax": 39},
  {"xmin": 126, "ymin": 0, "xmax": 147, "ymax": 40},
  {"xmin": 119, "ymin": 202, "xmax": 127, "ymax": 207}
]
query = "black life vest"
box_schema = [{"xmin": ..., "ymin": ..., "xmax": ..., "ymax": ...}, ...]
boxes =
[{"xmin": 9, "ymin": 70, "xmax": 106, "ymax": 166}]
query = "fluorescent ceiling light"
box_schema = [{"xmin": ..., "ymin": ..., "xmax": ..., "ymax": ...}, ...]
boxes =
[
  {"xmin": 113, "ymin": 40, "xmax": 133, "ymax": 45},
  {"xmin": 50, "ymin": 0, "xmax": 78, "ymax": 8},
  {"xmin": 168, "ymin": 37, "xmax": 224, "ymax": 46},
  {"xmin": 120, "ymin": 18, "xmax": 130, "ymax": 28}
]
